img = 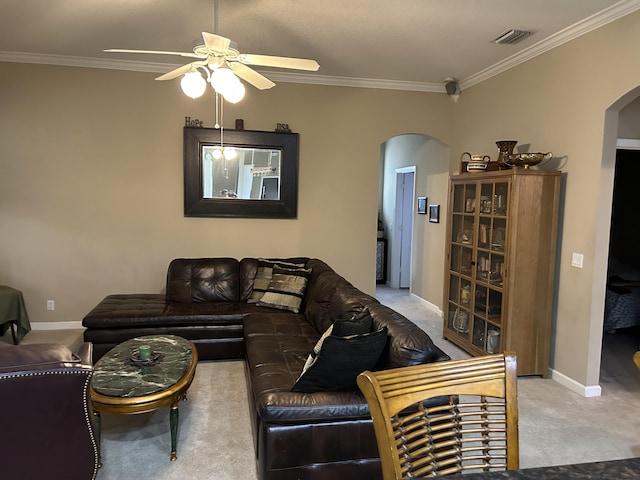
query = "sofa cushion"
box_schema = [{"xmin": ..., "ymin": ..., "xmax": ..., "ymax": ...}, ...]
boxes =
[
  {"xmin": 82, "ymin": 294, "xmax": 245, "ymax": 329},
  {"xmin": 243, "ymin": 312, "xmax": 319, "ymax": 338},
  {"xmin": 166, "ymin": 258, "xmax": 240, "ymax": 303},
  {"xmin": 257, "ymin": 266, "xmax": 312, "ymax": 314},
  {"xmin": 291, "ymin": 326, "xmax": 389, "ymax": 393}
]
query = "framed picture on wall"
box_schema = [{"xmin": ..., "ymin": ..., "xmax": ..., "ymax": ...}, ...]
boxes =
[
  {"xmin": 429, "ymin": 204, "xmax": 440, "ymax": 223},
  {"xmin": 417, "ymin": 197, "xmax": 427, "ymax": 214}
]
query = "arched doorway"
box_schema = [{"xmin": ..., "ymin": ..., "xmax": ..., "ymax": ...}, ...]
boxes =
[
  {"xmin": 378, "ymin": 133, "xmax": 450, "ymax": 309},
  {"xmin": 592, "ymin": 87, "xmax": 640, "ymax": 391}
]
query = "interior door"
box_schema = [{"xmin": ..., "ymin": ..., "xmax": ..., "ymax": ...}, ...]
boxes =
[{"xmin": 395, "ymin": 171, "xmax": 414, "ymax": 288}]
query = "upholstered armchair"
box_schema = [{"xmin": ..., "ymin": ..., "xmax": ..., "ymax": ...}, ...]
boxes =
[{"xmin": 0, "ymin": 342, "xmax": 99, "ymax": 480}]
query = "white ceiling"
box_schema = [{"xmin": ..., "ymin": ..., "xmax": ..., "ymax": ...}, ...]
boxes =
[{"xmin": 1, "ymin": 0, "xmax": 639, "ymax": 92}]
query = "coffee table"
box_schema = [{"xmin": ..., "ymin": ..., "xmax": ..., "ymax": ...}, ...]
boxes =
[{"xmin": 90, "ymin": 334, "xmax": 198, "ymax": 463}]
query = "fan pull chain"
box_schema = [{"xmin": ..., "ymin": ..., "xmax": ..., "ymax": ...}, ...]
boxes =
[{"xmin": 214, "ymin": 91, "xmax": 220, "ymax": 129}]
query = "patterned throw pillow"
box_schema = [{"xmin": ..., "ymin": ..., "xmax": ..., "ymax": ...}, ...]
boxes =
[
  {"xmin": 256, "ymin": 265, "xmax": 312, "ymax": 313},
  {"xmin": 247, "ymin": 259, "xmax": 305, "ymax": 304}
]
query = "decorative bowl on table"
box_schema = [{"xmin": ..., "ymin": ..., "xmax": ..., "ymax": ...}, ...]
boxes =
[{"xmin": 506, "ymin": 152, "xmax": 552, "ymax": 169}]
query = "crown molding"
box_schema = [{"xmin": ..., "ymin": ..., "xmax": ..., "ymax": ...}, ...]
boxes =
[
  {"xmin": 263, "ymin": 71, "xmax": 443, "ymax": 92},
  {"xmin": 0, "ymin": 50, "xmax": 444, "ymax": 93},
  {"xmin": 2, "ymin": 0, "xmax": 639, "ymax": 94},
  {"xmin": 461, "ymin": 0, "xmax": 640, "ymax": 89},
  {"xmin": 0, "ymin": 51, "xmax": 177, "ymax": 74}
]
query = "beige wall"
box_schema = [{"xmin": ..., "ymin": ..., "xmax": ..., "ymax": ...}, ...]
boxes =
[
  {"xmin": 0, "ymin": 62, "xmax": 453, "ymax": 327},
  {"xmin": 453, "ymin": 10, "xmax": 640, "ymax": 389}
]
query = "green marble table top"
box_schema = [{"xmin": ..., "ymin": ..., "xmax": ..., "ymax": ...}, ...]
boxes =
[{"xmin": 92, "ymin": 335, "xmax": 193, "ymax": 398}]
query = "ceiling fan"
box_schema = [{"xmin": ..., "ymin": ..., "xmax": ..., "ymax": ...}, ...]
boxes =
[{"xmin": 104, "ymin": 0, "xmax": 319, "ymax": 102}]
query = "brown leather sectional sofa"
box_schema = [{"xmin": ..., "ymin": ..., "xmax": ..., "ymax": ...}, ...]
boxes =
[{"xmin": 82, "ymin": 257, "xmax": 450, "ymax": 480}]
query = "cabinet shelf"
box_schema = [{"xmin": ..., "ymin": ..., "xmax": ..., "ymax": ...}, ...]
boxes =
[{"xmin": 443, "ymin": 169, "xmax": 561, "ymax": 377}]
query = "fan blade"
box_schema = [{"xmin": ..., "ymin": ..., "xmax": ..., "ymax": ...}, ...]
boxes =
[
  {"xmin": 155, "ymin": 61, "xmax": 205, "ymax": 81},
  {"xmin": 202, "ymin": 32, "xmax": 231, "ymax": 54},
  {"xmin": 238, "ymin": 54, "xmax": 319, "ymax": 71},
  {"xmin": 104, "ymin": 48, "xmax": 203, "ymax": 59},
  {"xmin": 228, "ymin": 63, "xmax": 275, "ymax": 90}
]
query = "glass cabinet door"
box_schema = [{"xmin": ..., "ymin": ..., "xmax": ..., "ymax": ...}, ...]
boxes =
[{"xmin": 446, "ymin": 177, "xmax": 509, "ymax": 354}]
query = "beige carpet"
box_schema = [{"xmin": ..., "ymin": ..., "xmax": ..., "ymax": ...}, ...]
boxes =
[
  {"xmin": 96, "ymin": 360, "xmax": 255, "ymax": 480},
  {"xmin": 4, "ymin": 286, "xmax": 640, "ymax": 479}
]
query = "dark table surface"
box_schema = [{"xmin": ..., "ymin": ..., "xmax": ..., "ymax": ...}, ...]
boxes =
[{"xmin": 445, "ymin": 457, "xmax": 640, "ymax": 479}]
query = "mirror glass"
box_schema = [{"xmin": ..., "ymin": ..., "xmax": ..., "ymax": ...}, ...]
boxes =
[
  {"xmin": 184, "ymin": 127, "xmax": 299, "ymax": 218},
  {"xmin": 202, "ymin": 146, "xmax": 281, "ymax": 200}
]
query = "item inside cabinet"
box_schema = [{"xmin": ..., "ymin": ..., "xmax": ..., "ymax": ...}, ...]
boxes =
[
  {"xmin": 452, "ymin": 308, "xmax": 470, "ymax": 333},
  {"xmin": 457, "ymin": 230, "xmax": 473, "ymax": 244}
]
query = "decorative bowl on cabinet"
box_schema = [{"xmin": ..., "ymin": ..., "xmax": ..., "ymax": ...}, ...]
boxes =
[{"xmin": 506, "ymin": 152, "xmax": 552, "ymax": 168}]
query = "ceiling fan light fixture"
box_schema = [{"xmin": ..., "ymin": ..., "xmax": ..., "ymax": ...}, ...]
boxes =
[
  {"xmin": 221, "ymin": 81, "xmax": 245, "ymax": 104},
  {"xmin": 180, "ymin": 71, "xmax": 207, "ymax": 98},
  {"xmin": 104, "ymin": 0, "xmax": 318, "ymax": 103},
  {"xmin": 210, "ymin": 67, "xmax": 245, "ymax": 103},
  {"xmin": 210, "ymin": 67, "xmax": 236, "ymax": 91}
]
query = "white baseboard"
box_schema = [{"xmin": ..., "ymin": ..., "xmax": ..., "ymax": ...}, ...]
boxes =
[
  {"xmin": 30, "ymin": 321, "xmax": 84, "ymax": 330},
  {"xmin": 410, "ymin": 293, "xmax": 444, "ymax": 317},
  {"xmin": 550, "ymin": 368, "xmax": 602, "ymax": 397}
]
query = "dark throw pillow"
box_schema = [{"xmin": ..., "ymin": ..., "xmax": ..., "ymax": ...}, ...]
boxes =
[
  {"xmin": 331, "ymin": 308, "xmax": 373, "ymax": 337},
  {"xmin": 256, "ymin": 265, "xmax": 312, "ymax": 313},
  {"xmin": 291, "ymin": 326, "xmax": 389, "ymax": 393}
]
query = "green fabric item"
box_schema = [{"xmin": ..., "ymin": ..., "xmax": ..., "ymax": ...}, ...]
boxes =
[{"xmin": 0, "ymin": 286, "xmax": 31, "ymax": 344}]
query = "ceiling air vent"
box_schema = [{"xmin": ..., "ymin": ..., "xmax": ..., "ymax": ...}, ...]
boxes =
[{"xmin": 492, "ymin": 29, "xmax": 533, "ymax": 45}]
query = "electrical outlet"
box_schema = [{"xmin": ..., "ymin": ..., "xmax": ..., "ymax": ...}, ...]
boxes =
[
  {"xmin": 47, "ymin": 299, "xmax": 55, "ymax": 311},
  {"xmin": 571, "ymin": 253, "xmax": 584, "ymax": 269}
]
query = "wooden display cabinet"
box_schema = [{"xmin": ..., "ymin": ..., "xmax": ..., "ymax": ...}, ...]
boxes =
[{"xmin": 443, "ymin": 169, "xmax": 561, "ymax": 377}]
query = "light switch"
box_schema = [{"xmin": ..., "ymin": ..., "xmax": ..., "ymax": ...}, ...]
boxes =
[{"xmin": 571, "ymin": 253, "xmax": 584, "ymax": 268}]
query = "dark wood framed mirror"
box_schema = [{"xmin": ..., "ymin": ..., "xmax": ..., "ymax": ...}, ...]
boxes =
[{"xmin": 184, "ymin": 127, "xmax": 299, "ymax": 218}]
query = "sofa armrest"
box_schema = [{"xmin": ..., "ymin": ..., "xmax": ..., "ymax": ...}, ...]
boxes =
[{"xmin": 0, "ymin": 343, "xmax": 88, "ymax": 374}]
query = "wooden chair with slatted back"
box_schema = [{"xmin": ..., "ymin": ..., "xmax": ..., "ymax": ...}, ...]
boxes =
[{"xmin": 357, "ymin": 352, "xmax": 519, "ymax": 479}]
